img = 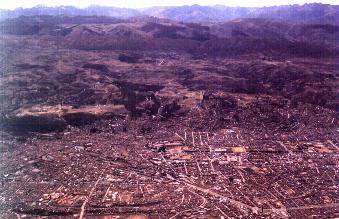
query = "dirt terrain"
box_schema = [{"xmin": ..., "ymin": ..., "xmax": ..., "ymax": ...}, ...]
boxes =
[{"xmin": 0, "ymin": 15, "xmax": 338, "ymax": 218}]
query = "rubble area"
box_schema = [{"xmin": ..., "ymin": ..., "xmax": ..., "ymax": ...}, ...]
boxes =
[{"xmin": 0, "ymin": 104, "xmax": 338, "ymax": 218}]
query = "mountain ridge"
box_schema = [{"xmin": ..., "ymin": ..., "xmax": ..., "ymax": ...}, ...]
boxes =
[{"xmin": 1, "ymin": 3, "xmax": 338, "ymax": 24}]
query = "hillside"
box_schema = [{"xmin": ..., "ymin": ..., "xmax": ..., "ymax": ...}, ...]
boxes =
[{"xmin": 1, "ymin": 15, "xmax": 338, "ymax": 57}]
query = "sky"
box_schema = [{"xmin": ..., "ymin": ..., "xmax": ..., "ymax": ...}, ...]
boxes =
[{"xmin": 0, "ymin": 0, "xmax": 338, "ymax": 9}]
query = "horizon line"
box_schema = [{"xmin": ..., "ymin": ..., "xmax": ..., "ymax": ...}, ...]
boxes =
[{"xmin": 0, "ymin": 2, "xmax": 337, "ymax": 10}]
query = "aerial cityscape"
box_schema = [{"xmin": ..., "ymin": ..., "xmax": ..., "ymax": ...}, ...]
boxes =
[{"xmin": 0, "ymin": 2, "xmax": 338, "ymax": 218}]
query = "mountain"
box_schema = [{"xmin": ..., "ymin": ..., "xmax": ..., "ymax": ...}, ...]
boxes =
[
  {"xmin": 0, "ymin": 5, "xmax": 141, "ymax": 19},
  {"xmin": 1, "ymin": 3, "xmax": 338, "ymax": 24},
  {"xmin": 1, "ymin": 15, "xmax": 337, "ymax": 58},
  {"xmin": 148, "ymin": 3, "xmax": 339, "ymax": 24},
  {"xmin": 209, "ymin": 18, "xmax": 339, "ymax": 50}
]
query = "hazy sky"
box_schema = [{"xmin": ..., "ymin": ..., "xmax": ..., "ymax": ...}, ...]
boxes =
[{"xmin": 1, "ymin": 0, "xmax": 338, "ymax": 9}]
